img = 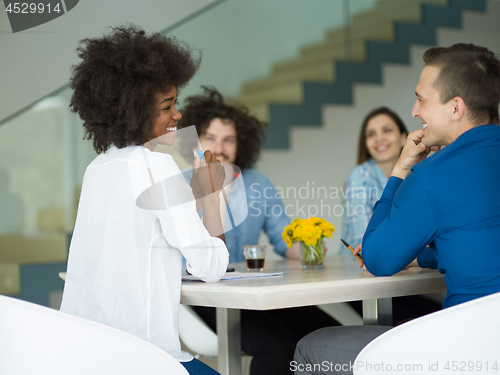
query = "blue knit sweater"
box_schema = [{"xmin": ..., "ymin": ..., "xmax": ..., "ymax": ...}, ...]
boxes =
[{"xmin": 363, "ymin": 124, "xmax": 500, "ymax": 308}]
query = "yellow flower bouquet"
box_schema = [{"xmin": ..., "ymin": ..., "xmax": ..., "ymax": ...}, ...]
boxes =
[{"xmin": 282, "ymin": 217, "xmax": 335, "ymax": 269}]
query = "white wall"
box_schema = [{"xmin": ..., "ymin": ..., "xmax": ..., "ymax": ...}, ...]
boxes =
[
  {"xmin": 258, "ymin": 0, "xmax": 500, "ymax": 259},
  {"xmin": 0, "ymin": 0, "xmax": 220, "ymax": 123}
]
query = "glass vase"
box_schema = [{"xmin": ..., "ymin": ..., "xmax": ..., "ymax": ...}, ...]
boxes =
[{"xmin": 299, "ymin": 237, "xmax": 325, "ymax": 270}]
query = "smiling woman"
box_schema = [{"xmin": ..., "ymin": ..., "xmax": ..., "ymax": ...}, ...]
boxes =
[
  {"xmin": 60, "ymin": 25, "xmax": 227, "ymax": 375},
  {"xmin": 146, "ymin": 87, "xmax": 182, "ymax": 148},
  {"xmin": 364, "ymin": 113, "xmax": 407, "ymax": 174},
  {"xmin": 342, "ymin": 107, "xmax": 408, "ymax": 254},
  {"xmin": 69, "ymin": 25, "xmax": 200, "ymax": 154}
]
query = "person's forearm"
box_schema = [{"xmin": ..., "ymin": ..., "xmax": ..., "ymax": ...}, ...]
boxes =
[
  {"xmin": 362, "ymin": 177, "xmax": 405, "ymax": 275},
  {"xmin": 391, "ymin": 163, "xmax": 412, "ymax": 180},
  {"xmin": 363, "ymin": 174, "xmax": 436, "ymax": 275},
  {"xmin": 201, "ymin": 196, "xmax": 226, "ymax": 244}
]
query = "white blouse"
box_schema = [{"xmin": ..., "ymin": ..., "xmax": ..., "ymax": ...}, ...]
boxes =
[{"xmin": 60, "ymin": 146, "xmax": 228, "ymax": 362}]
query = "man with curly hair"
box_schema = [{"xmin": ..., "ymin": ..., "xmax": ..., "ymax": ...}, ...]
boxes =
[
  {"xmin": 178, "ymin": 86, "xmax": 340, "ymax": 375},
  {"xmin": 179, "ymin": 86, "xmax": 297, "ymax": 262},
  {"xmin": 60, "ymin": 26, "xmax": 228, "ymax": 375}
]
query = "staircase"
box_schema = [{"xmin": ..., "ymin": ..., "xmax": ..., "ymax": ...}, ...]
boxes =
[
  {"xmin": 232, "ymin": 0, "xmax": 487, "ymax": 149},
  {"xmin": 254, "ymin": 0, "xmax": 500, "ymax": 260}
]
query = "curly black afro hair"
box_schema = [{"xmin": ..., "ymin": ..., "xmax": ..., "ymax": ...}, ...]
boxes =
[
  {"xmin": 178, "ymin": 86, "xmax": 266, "ymax": 170},
  {"xmin": 69, "ymin": 25, "xmax": 201, "ymax": 154}
]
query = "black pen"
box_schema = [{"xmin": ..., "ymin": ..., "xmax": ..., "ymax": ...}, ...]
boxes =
[
  {"xmin": 341, "ymin": 239, "xmax": 363, "ymax": 261},
  {"xmin": 186, "ymin": 267, "xmax": 235, "ymax": 275}
]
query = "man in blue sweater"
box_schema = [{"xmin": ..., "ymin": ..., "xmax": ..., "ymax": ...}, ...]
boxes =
[{"xmin": 293, "ymin": 43, "xmax": 500, "ymax": 374}]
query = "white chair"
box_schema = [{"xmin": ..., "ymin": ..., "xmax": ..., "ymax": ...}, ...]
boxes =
[
  {"xmin": 179, "ymin": 304, "xmax": 219, "ymax": 357},
  {"xmin": 0, "ymin": 295, "xmax": 189, "ymax": 375},
  {"xmin": 354, "ymin": 291, "xmax": 500, "ymax": 374}
]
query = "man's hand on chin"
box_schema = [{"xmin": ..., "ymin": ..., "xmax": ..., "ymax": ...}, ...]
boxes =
[{"xmin": 391, "ymin": 129, "xmax": 441, "ymax": 180}]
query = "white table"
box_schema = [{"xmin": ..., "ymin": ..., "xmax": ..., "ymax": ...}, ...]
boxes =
[{"xmin": 181, "ymin": 255, "xmax": 447, "ymax": 375}]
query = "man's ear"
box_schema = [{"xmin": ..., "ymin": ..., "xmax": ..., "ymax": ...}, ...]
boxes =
[{"xmin": 451, "ymin": 96, "xmax": 466, "ymax": 121}]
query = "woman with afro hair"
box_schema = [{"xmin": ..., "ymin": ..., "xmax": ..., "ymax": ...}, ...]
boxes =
[{"xmin": 60, "ymin": 25, "xmax": 228, "ymax": 375}]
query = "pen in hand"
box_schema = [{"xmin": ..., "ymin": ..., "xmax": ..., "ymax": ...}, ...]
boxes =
[{"xmin": 341, "ymin": 239, "xmax": 363, "ymax": 261}]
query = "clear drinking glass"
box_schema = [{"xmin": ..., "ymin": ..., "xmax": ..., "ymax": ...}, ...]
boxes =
[{"xmin": 243, "ymin": 245, "xmax": 266, "ymax": 271}]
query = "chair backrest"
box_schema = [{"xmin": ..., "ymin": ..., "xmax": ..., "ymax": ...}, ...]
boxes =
[
  {"xmin": 354, "ymin": 291, "xmax": 500, "ymax": 374},
  {"xmin": 178, "ymin": 304, "xmax": 219, "ymax": 357},
  {"xmin": 0, "ymin": 295, "xmax": 189, "ymax": 375}
]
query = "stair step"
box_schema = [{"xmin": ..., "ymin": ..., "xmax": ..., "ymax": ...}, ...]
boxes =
[
  {"xmin": 375, "ymin": 0, "xmax": 448, "ymax": 12},
  {"xmin": 325, "ymin": 24, "xmax": 394, "ymax": 50},
  {"xmin": 235, "ymin": 0, "xmax": 452, "ymax": 123},
  {"xmin": 352, "ymin": 4, "xmax": 421, "ymax": 26},
  {"xmin": 244, "ymin": 103, "xmax": 269, "ymax": 123},
  {"xmin": 0, "ymin": 235, "xmax": 67, "ymax": 264},
  {"xmin": 242, "ymin": 40, "xmax": 367, "ymax": 95},
  {"xmin": 236, "ymin": 81, "xmax": 304, "ymax": 107},
  {"xmin": 300, "ymin": 35, "xmax": 370, "ymax": 61},
  {"xmin": 245, "ymin": 1, "xmax": 439, "ymax": 94},
  {"xmin": 0, "ymin": 263, "xmax": 20, "ymax": 295},
  {"xmin": 0, "ymin": 234, "xmax": 67, "ymax": 296},
  {"xmin": 327, "ymin": 4, "xmax": 422, "ymax": 43},
  {"xmin": 274, "ymin": 40, "xmax": 365, "ymax": 76},
  {"xmin": 288, "ymin": 5, "xmax": 423, "ymax": 68},
  {"xmin": 306, "ymin": 0, "xmax": 447, "ymax": 60},
  {"xmin": 242, "ymin": 61, "xmax": 336, "ymax": 98}
]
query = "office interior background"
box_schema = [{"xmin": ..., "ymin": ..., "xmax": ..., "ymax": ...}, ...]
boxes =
[{"xmin": 1, "ymin": 0, "xmax": 499, "ymax": 309}]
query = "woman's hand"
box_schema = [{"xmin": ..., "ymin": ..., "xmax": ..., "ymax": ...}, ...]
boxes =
[
  {"xmin": 191, "ymin": 150, "xmax": 226, "ymax": 243},
  {"xmin": 191, "ymin": 150, "xmax": 226, "ymax": 200}
]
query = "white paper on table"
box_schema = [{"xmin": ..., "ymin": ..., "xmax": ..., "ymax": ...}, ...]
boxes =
[{"xmin": 182, "ymin": 271, "xmax": 283, "ymax": 282}]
